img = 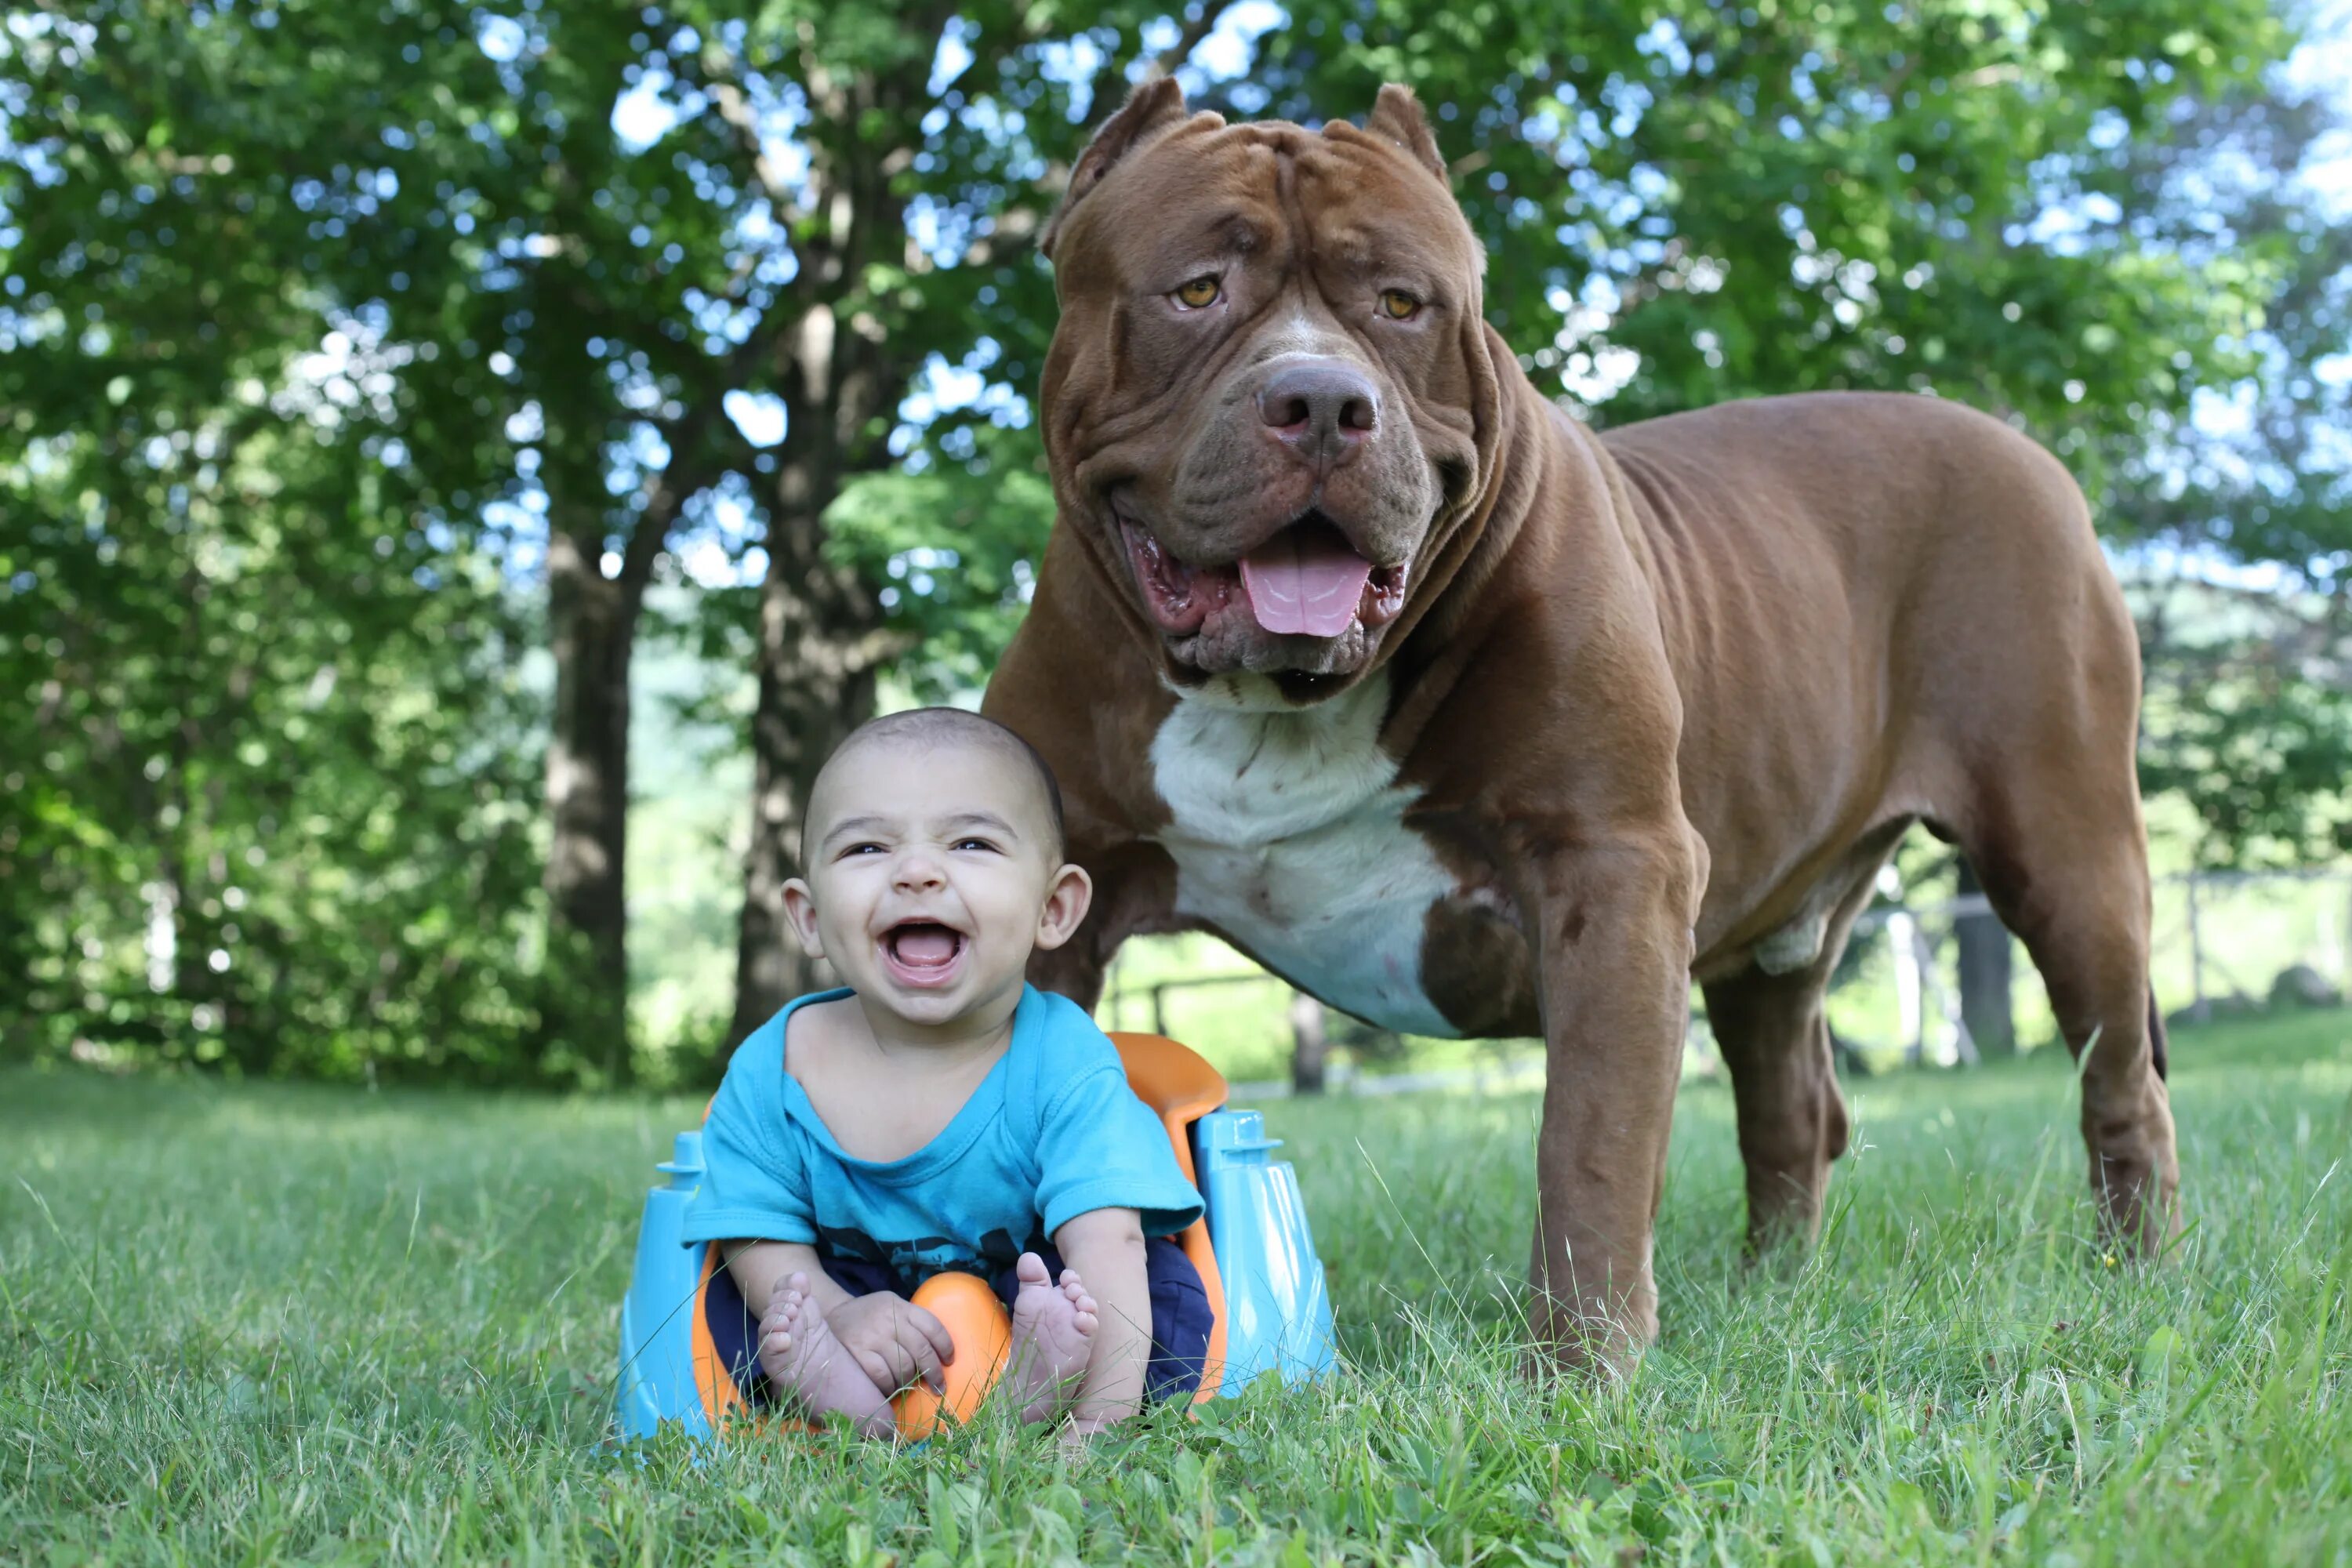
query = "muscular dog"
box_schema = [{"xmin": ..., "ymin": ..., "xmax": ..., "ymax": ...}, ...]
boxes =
[{"xmin": 981, "ymin": 79, "xmax": 2179, "ymax": 1367}]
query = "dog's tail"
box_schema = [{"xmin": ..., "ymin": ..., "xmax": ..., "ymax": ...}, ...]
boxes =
[{"xmin": 2146, "ymin": 986, "xmax": 2169, "ymax": 1080}]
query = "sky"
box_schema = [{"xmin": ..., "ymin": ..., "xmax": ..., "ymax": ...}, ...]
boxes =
[{"xmin": 2285, "ymin": 0, "xmax": 2352, "ymax": 217}]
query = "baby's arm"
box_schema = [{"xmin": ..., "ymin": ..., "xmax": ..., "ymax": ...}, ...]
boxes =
[
  {"xmin": 722, "ymin": 1239, "xmax": 850, "ymax": 1318},
  {"xmin": 1050, "ymin": 1207, "xmax": 1154, "ymax": 1431}
]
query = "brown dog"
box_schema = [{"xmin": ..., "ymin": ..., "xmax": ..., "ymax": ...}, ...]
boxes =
[{"xmin": 981, "ymin": 79, "xmax": 2179, "ymax": 1367}]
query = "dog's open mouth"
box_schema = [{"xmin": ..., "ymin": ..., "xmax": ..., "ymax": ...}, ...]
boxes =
[
  {"xmin": 879, "ymin": 919, "xmax": 967, "ymax": 989},
  {"xmin": 1119, "ymin": 511, "xmax": 1408, "ymax": 640}
]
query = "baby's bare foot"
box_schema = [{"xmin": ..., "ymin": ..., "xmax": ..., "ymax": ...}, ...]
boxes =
[
  {"xmin": 1005, "ymin": 1252, "xmax": 1097, "ymax": 1424},
  {"xmin": 757, "ymin": 1272, "xmax": 895, "ymax": 1440}
]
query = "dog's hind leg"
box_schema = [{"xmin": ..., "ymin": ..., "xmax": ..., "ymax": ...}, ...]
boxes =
[
  {"xmin": 1702, "ymin": 851, "xmax": 1889, "ymax": 1255},
  {"xmin": 1895, "ymin": 431, "xmax": 2178, "ymax": 1249},
  {"xmin": 1703, "ymin": 966, "xmax": 1847, "ymax": 1254},
  {"xmin": 1943, "ymin": 780, "xmax": 2179, "ymax": 1250}
]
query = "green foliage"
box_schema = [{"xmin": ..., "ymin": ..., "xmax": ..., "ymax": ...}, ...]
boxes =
[
  {"xmin": 824, "ymin": 423, "xmax": 1057, "ymax": 700},
  {"xmin": 0, "ymin": 382, "xmax": 548, "ymax": 1080},
  {"xmin": 4, "ymin": 1007, "xmax": 2349, "ymax": 1561},
  {"xmin": 1247, "ymin": 0, "xmax": 2285, "ymax": 459},
  {"xmin": 2136, "ymin": 582, "xmax": 2352, "ymax": 866},
  {"xmin": 0, "ymin": 6, "xmax": 549, "ymax": 1077},
  {"xmin": 4, "ymin": 0, "xmax": 2341, "ymax": 1082},
  {"xmin": 2100, "ymin": 76, "xmax": 2352, "ymax": 870}
]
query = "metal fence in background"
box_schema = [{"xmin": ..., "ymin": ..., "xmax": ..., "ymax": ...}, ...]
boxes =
[
  {"xmin": 1838, "ymin": 867, "xmax": 2352, "ymax": 1068},
  {"xmin": 1103, "ymin": 868, "xmax": 2352, "ymax": 1094}
]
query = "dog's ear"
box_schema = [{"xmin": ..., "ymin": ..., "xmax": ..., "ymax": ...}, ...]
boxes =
[
  {"xmin": 1042, "ymin": 78, "xmax": 1195, "ymax": 260},
  {"xmin": 1364, "ymin": 82, "xmax": 1448, "ymax": 187}
]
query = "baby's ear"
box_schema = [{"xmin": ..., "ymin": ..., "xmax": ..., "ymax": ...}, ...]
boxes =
[
  {"xmin": 1034, "ymin": 863, "xmax": 1094, "ymax": 950},
  {"xmin": 781, "ymin": 878, "xmax": 827, "ymax": 959}
]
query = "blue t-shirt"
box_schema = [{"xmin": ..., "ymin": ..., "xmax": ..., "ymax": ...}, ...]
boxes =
[{"xmin": 681, "ymin": 985, "xmax": 1204, "ymax": 1283}]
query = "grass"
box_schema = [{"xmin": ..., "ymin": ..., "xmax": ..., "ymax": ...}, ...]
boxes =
[{"xmin": 3, "ymin": 1010, "xmax": 2348, "ymax": 1565}]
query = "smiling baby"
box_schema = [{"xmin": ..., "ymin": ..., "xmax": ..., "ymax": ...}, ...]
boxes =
[{"xmin": 681, "ymin": 708, "xmax": 1211, "ymax": 1439}]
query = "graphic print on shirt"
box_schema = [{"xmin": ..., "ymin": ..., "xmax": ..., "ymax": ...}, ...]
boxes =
[{"xmin": 812, "ymin": 1220, "xmax": 1051, "ymax": 1286}]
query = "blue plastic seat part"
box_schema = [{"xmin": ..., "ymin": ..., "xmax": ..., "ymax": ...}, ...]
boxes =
[
  {"xmin": 1192, "ymin": 1109, "xmax": 1338, "ymax": 1389},
  {"xmin": 615, "ymin": 1131, "xmax": 712, "ymax": 1443},
  {"xmin": 615, "ymin": 1107, "xmax": 1336, "ymax": 1439}
]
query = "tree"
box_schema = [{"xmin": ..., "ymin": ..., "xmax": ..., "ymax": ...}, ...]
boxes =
[
  {"xmin": 646, "ymin": 3, "xmax": 1255, "ymax": 1042},
  {"xmin": 688, "ymin": 0, "xmax": 2294, "ymax": 1046},
  {"xmin": 6, "ymin": 0, "xmax": 2318, "ymax": 1087},
  {"xmin": 5, "ymin": 1, "xmax": 844, "ymax": 1075},
  {"xmin": 2110, "ymin": 59, "xmax": 2352, "ymax": 869},
  {"xmin": 1, "ymin": 10, "xmax": 545, "ymax": 1076},
  {"xmin": 1953, "ymin": 855, "xmax": 2015, "ymax": 1058}
]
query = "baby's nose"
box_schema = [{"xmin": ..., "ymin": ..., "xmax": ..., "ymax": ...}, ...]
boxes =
[{"xmin": 892, "ymin": 851, "xmax": 946, "ymax": 887}]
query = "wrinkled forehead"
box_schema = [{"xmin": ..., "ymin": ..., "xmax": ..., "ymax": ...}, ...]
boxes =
[{"xmin": 1058, "ymin": 118, "xmax": 1477, "ymax": 292}]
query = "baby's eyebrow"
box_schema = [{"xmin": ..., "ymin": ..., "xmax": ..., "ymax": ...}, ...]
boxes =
[
  {"xmin": 940, "ymin": 811, "xmax": 1020, "ymax": 838},
  {"xmin": 819, "ymin": 813, "xmax": 896, "ymax": 847}
]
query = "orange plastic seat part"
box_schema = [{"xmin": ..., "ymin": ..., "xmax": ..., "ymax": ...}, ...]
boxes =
[
  {"xmin": 688, "ymin": 1032, "xmax": 1232, "ymax": 1426},
  {"xmin": 1108, "ymin": 1033, "xmax": 1230, "ymax": 1404},
  {"xmin": 690, "ymin": 1241, "xmax": 815, "ymax": 1437}
]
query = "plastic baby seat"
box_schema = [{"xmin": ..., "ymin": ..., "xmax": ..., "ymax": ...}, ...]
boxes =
[{"xmin": 613, "ymin": 1033, "xmax": 1338, "ymax": 1443}]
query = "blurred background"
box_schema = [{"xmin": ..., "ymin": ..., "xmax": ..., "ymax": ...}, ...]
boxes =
[{"xmin": 4, "ymin": 0, "xmax": 2348, "ymax": 1094}]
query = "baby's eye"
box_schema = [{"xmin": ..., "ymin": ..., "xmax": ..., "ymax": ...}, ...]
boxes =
[
  {"xmin": 840, "ymin": 841, "xmax": 887, "ymax": 858},
  {"xmin": 951, "ymin": 837, "xmax": 1001, "ymax": 853}
]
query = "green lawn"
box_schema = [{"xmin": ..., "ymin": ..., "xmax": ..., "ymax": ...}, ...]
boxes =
[{"xmin": 4, "ymin": 1011, "xmax": 2348, "ymax": 1565}]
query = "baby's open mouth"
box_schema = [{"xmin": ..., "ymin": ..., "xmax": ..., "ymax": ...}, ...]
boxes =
[{"xmin": 880, "ymin": 920, "xmax": 967, "ymax": 989}]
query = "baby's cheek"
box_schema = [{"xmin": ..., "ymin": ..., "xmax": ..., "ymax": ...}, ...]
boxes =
[{"xmin": 975, "ymin": 889, "xmax": 1050, "ymax": 956}]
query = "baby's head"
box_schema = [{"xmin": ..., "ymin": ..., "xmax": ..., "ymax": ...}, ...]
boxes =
[{"xmin": 782, "ymin": 709, "xmax": 1091, "ymax": 1032}]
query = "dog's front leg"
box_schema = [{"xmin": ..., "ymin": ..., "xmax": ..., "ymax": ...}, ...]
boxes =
[{"xmin": 1522, "ymin": 826, "xmax": 1701, "ymax": 1374}]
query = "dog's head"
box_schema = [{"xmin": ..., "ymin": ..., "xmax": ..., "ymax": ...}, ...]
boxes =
[{"xmin": 1040, "ymin": 81, "xmax": 1509, "ymax": 702}]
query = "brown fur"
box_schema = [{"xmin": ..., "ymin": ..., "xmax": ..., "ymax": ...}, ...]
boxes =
[{"xmin": 984, "ymin": 82, "xmax": 2179, "ymax": 1369}]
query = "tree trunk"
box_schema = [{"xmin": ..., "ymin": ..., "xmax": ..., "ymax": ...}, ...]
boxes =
[
  {"xmin": 727, "ymin": 459, "xmax": 895, "ymax": 1046},
  {"xmin": 1290, "ymin": 991, "xmax": 1330, "ymax": 1094},
  {"xmin": 542, "ymin": 521, "xmax": 640, "ymax": 1084},
  {"xmin": 709, "ymin": 58, "xmax": 927, "ymax": 1050},
  {"xmin": 1955, "ymin": 855, "xmax": 2015, "ymax": 1059}
]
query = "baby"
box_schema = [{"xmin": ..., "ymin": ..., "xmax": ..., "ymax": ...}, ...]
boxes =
[{"xmin": 681, "ymin": 708, "xmax": 1210, "ymax": 1438}]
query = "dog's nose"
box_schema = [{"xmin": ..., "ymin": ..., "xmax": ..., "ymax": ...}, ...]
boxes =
[{"xmin": 1256, "ymin": 358, "xmax": 1379, "ymax": 461}]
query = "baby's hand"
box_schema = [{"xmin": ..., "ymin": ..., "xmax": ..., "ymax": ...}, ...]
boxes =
[{"xmin": 825, "ymin": 1291, "xmax": 957, "ymax": 1396}]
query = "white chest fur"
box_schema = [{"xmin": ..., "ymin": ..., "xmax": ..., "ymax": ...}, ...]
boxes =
[{"xmin": 1147, "ymin": 674, "xmax": 1459, "ymax": 1037}]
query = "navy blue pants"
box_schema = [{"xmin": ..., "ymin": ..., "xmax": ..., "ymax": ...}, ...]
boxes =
[{"xmin": 705, "ymin": 1236, "xmax": 1212, "ymax": 1406}]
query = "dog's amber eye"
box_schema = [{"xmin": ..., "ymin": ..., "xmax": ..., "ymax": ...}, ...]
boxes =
[
  {"xmin": 1174, "ymin": 276, "xmax": 1221, "ymax": 309},
  {"xmin": 1378, "ymin": 289, "xmax": 1421, "ymax": 320}
]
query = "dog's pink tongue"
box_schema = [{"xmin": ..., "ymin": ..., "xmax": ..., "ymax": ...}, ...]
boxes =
[
  {"xmin": 1239, "ymin": 530, "xmax": 1374, "ymax": 637},
  {"xmin": 893, "ymin": 927, "xmax": 956, "ymax": 965}
]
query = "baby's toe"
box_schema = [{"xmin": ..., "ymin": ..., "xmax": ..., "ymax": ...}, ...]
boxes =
[{"xmin": 1071, "ymin": 1306, "xmax": 1098, "ymax": 1335}]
